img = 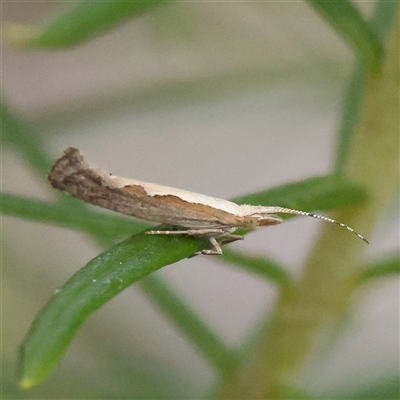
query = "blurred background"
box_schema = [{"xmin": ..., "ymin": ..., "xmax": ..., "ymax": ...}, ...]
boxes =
[{"xmin": 2, "ymin": 2, "xmax": 398, "ymax": 399}]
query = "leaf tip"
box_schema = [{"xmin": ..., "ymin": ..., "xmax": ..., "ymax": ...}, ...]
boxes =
[
  {"xmin": 3, "ymin": 22, "xmax": 41, "ymax": 48},
  {"xmin": 19, "ymin": 376, "xmax": 38, "ymax": 390}
]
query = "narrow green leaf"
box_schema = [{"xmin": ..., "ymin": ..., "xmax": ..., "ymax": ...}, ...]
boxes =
[
  {"xmin": 92, "ymin": 232, "xmax": 238, "ymax": 379},
  {"xmin": 1, "ymin": 102, "xmax": 53, "ymax": 176},
  {"xmin": 222, "ymin": 250, "xmax": 290, "ymax": 287},
  {"xmin": 1, "ymin": 104, "xmax": 96, "ymax": 215},
  {"xmin": 335, "ymin": 0, "xmax": 399, "ymax": 173},
  {"xmin": 322, "ymin": 375, "xmax": 400, "ymax": 400},
  {"xmin": 139, "ymin": 275, "xmax": 238, "ymax": 376},
  {"xmin": 307, "ymin": 0, "xmax": 383, "ymax": 72},
  {"xmin": 19, "ymin": 231, "xmax": 209, "ymax": 389},
  {"xmin": 335, "ymin": 60, "xmax": 366, "ymax": 173},
  {"xmin": 356, "ymin": 256, "xmax": 400, "ymax": 285},
  {"xmin": 281, "ymin": 384, "xmax": 312, "ymax": 400},
  {"xmin": 5, "ymin": 0, "xmax": 167, "ymax": 49},
  {"xmin": 232, "ymin": 175, "xmax": 368, "ymax": 216},
  {"xmin": 369, "ymin": 0, "xmax": 399, "ymax": 42},
  {"xmin": 1, "ymin": 192, "xmax": 149, "ymax": 239}
]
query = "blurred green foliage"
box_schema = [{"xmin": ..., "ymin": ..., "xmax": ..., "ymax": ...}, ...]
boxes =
[{"xmin": 2, "ymin": 1, "xmax": 398, "ymax": 399}]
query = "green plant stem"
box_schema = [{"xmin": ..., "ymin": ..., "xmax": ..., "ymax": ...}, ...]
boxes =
[{"xmin": 217, "ymin": 14, "xmax": 399, "ymax": 399}]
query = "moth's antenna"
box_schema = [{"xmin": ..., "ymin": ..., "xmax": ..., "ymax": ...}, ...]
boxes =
[{"xmin": 268, "ymin": 207, "xmax": 369, "ymax": 244}]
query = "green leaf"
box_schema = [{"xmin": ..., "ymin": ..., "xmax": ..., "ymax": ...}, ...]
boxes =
[
  {"xmin": 307, "ymin": 0, "xmax": 383, "ymax": 72},
  {"xmin": 281, "ymin": 384, "xmax": 312, "ymax": 399},
  {"xmin": 4, "ymin": 0, "xmax": 167, "ymax": 49},
  {"xmin": 369, "ymin": 0, "xmax": 399, "ymax": 42},
  {"xmin": 1, "ymin": 102, "xmax": 53, "ymax": 176},
  {"xmin": 139, "ymin": 275, "xmax": 238, "ymax": 376},
  {"xmin": 322, "ymin": 375, "xmax": 400, "ymax": 399},
  {"xmin": 232, "ymin": 175, "xmax": 368, "ymax": 216},
  {"xmin": 335, "ymin": 60, "xmax": 366, "ymax": 173},
  {"xmin": 1, "ymin": 192, "xmax": 149, "ymax": 240},
  {"xmin": 1, "ymin": 103, "xmax": 97, "ymax": 215},
  {"xmin": 19, "ymin": 230, "xmax": 209, "ymax": 389},
  {"xmin": 355, "ymin": 255, "xmax": 400, "ymax": 285},
  {"xmin": 335, "ymin": 0, "xmax": 399, "ymax": 173},
  {"xmin": 221, "ymin": 250, "xmax": 290, "ymax": 287}
]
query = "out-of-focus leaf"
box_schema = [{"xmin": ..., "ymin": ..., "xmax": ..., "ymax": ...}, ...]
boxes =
[
  {"xmin": 139, "ymin": 275, "xmax": 238, "ymax": 376},
  {"xmin": 221, "ymin": 250, "xmax": 290, "ymax": 287},
  {"xmin": 322, "ymin": 375, "xmax": 400, "ymax": 399},
  {"xmin": 1, "ymin": 192, "xmax": 149, "ymax": 240},
  {"xmin": 1, "ymin": 102, "xmax": 52, "ymax": 175},
  {"xmin": 307, "ymin": 0, "xmax": 383, "ymax": 72},
  {"xmin": 281, "ymin": 384, "xmax": 312, "ymax": 399},
  {"xmin": 5, "ymin": 1, "xmax": 167, "ymax": 48},
  {"xmin": 335, "ymin": 60, "xmax": 366, "ymax": 173},
  {"xmin": 356, "ymin": 256, "xmax": 400, "ymax": 285},
  {"xmin": 335, "ymin": 0, "xmax": 399, "ymax": 173},
  {"xmin": 233, "ymin": 175, "xmax": 368, "ymax": 217},
  {"xmin": 19, "ymin": 231, "xmax": 209, "ymax": 389},
  {"xmin": 369, "ymin": 0, "xmax": 399, "ymax": 42}
]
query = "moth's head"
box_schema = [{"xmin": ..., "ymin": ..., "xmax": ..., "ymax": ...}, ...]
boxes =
[{"xmin": 254, "ymin": 214, "xmax": 283, "ymax": 226}]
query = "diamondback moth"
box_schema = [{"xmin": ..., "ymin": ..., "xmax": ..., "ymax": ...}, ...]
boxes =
[{"xmin": 48, "ymin": 147, "xmax": 368, "ymax": 255}]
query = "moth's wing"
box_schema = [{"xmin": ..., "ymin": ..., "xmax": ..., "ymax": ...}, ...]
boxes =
[
  {"xmin": 121, "ymin": 186, "xmax": 241, "ymax": 229},
  {"xmin": 48, "ymin": 147, "xmax": 242, "ymax": 230}
]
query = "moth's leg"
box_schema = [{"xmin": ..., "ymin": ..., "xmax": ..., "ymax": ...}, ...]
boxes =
[
  {"xmin": 219, "ymin": 234, "xmax": 243, "ymax": 245},
  {"xmin": 146, "ymin": 228, "xmax": 226, "ymax": 236},
  {"xmin": 146, "ymin": 230, "xmax": 192, "ymax": 235},
  {"xmin": 200, "ymin": 233, "xmax": 243, "ymax": 255},
  {"xmin": 186, "ymin": 228, "xmax": 227, "ymax": 236},
  {"xmin": 146, "ymin": 229, "xmax": 231, "ymax": 256},
  {"xmin": 201, "ymin": 236, "xmax": 223, "ymax": 255}
]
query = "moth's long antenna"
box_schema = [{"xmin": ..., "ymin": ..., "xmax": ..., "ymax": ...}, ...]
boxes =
[{"xmin": 268, "ymin": 207, "xmax": 369, "ymax": 244}]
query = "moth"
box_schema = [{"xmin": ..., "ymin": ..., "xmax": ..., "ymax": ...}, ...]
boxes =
[{"xmin": 48, "ymin": 147, "xmax": 368, "ymax": 255}]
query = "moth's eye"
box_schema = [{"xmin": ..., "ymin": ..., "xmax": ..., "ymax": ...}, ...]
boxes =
[{"xmin": 244, "ymin": 216, "xmax": 259, "ymax": 230}]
